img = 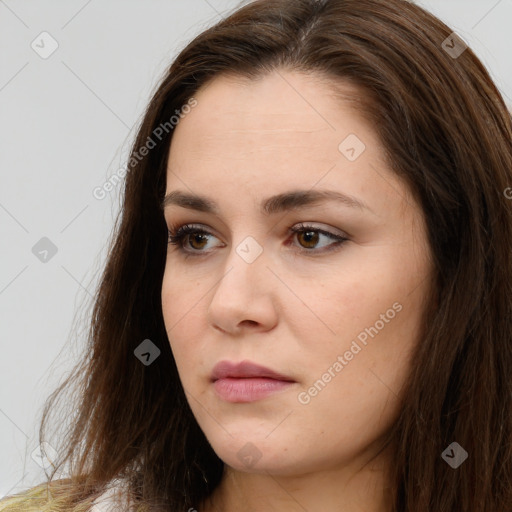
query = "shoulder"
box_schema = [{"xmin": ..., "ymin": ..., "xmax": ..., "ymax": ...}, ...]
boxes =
[{"xmin": 0, "ymin": 478, "xmax": 127, "ymax": 512}]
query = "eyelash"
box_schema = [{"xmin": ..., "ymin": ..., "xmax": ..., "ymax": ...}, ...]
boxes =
[{"xmin": 166, "ymin": 223, "xmax": 348, "ymax": 257}]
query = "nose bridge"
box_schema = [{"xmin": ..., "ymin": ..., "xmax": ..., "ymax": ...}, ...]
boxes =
[
  {"xmin": 218, "ymin": 232, "xmax": 267, "ymax": 295},
  {"xmin": 206, "ymin": 229, "xmax": 277, "ymax": 323}
]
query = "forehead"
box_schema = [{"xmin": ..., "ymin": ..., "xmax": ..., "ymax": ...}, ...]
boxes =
[
  {"xmin": 164, "ymin": 70, "xmax": 410, "ymax": 222},
  {"xmin": 168, "ymin": 71, "xmax": 383, "ymax": 172},
  {"xmin": 170, "ymin": 70, "xmax": 368, "ymax": 140}
]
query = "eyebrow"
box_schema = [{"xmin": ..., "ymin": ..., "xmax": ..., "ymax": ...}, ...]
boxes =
[{"xmin": 161, "ymin": 188, "xmax": 373, "ymax": 215}]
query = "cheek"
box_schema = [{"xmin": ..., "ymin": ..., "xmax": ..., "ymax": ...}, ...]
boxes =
[
  {"xmin": 161, "ymin": 270, "xmax": 205, "ymax": 382},
  {"xmin": 287, "ymin": 253, "xmax": 425, "ymax": 407},
  {"xmin": 281, "ymin": 261, "xmax": 401, "ymax": 357},
  {"xmin": 161, "ymin": 261, "xmax": 207, "ymax": 329}
]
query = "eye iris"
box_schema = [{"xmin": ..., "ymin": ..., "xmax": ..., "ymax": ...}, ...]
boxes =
[
  {"xmin": 298, "ymin": 230, "xmax": 319, "ymax": 249},
  {"xmin": 189, "ymin": 233, "xmax": 208, "ymax": 250}
]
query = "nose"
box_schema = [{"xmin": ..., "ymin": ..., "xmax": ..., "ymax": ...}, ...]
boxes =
[{"xmin": 207, "ymin": 240, "xmax": 278, "ymax": 336}]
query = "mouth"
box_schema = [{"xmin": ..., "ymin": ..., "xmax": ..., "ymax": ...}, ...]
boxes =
[{"xmin": 211, "ymin": 360, "xmax": 296, "ymax": 403}]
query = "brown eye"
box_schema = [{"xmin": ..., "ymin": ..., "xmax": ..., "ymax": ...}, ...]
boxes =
[
  {"xmin": 167, "ymin": 224, "xmax": 218, "ymax": 253},
  {"xmin": 167, "ymin": 223, "xmax": 348, "ymax": 258},
  {"xmin": 296, "ymin": 230, "xmax": 320, "ymax": 249},
  {"xmin": 289, "ymin": 224, "xmax": 349, "ymax": 254},
  {"xmin": 187, "ymin": 233, "xmax": 209, "ymax": 250}
]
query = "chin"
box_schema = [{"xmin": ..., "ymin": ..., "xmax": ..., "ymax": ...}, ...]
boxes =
[{"xmin": 206, "ymin": 434, "xmax": 317, "ymax": 476}]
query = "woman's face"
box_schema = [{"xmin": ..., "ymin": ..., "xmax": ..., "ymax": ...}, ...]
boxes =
[{"xmin": 161, "ymin": 70, "xmax": 433, "ymax": 476}]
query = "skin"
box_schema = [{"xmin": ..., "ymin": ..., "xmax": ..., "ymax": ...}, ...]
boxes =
[{"xmin": 161, "ymin": 70, "xmax": 434, "ymax": 512}]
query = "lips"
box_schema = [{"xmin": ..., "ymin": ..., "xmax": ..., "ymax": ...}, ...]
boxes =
[
  {"xmin": 211, "ymin": 360, "xmax": 296, "ymax": 403},
  {"xmin": 211, "ymin": 360, "xmax": 295, "ymax": 382}
]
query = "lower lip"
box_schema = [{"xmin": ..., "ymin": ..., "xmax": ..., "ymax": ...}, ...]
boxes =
[{"xmin": 213, "ymin": 377, "xmax": 295, "ymax": 402}]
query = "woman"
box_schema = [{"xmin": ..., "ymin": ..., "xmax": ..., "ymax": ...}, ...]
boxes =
[{"xmin": 1, "ymin": 0, "xmax": 511, "ymax": 510}]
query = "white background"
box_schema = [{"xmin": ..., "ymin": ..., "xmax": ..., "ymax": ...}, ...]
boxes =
[{"xmin": 1, "ymin": 0, "xmax": 511, "ymax": 497}]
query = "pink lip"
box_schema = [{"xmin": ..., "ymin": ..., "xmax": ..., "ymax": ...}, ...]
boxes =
[
  {"xmin": 211, "ymin": 360, "xmax": 296, "ymax": 403},
  {"xmin": 211, "ymin": 360, "xmax": 295, "ymax": 381}
]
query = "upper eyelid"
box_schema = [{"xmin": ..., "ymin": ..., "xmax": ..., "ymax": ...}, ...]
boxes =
[{"xmin": 167, "ymin": 222, "xmax": 346, "ymax": 239}]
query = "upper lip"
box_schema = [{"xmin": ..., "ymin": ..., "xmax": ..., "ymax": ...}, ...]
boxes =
[{"xmin": 211, "ymin": 360, "xmax": 295, "ymax": 382}]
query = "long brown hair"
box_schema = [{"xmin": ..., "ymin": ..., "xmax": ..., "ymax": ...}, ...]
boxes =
[{"xmin": 2, "ymin": 0, "xmax": 512, "ymax": 510}]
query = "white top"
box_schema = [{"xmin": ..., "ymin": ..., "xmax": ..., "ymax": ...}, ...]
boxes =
[{"xmin": 90, "ymin": 480, "xmax": 128, "ymax": 512}]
